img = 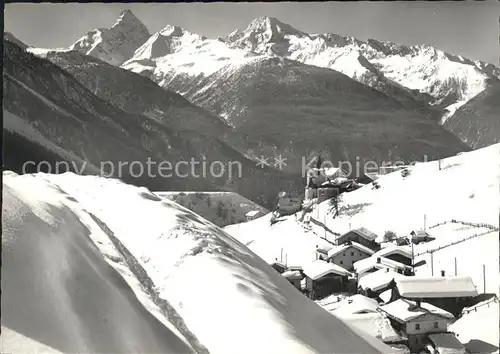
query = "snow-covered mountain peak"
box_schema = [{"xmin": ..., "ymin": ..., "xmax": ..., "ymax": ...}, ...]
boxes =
[
  {"xmin": 159, "ymin": 24, "xmax": 185, "ymax": 37},
  {"xmin": 109, "ymin": 9, "xmax": 150, "ymax": 37},
  {"xmin": 226, "ymin": 16, "xmax": 307, "ymax": 55},
  {"xmin": 69, "ymin": 9, "xmax": 150, "ymax": 66},
  {"xmin": 246, "ymin": 16, "xmax": 303, "ymax": 36}
]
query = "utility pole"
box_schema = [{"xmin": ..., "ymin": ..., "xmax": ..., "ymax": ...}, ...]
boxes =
[
  {"xmin": 408, "ymin": 236, "xmax": 415, "ymax": 274},
  {"xmin": 424, "ymin": 214, "xmax": 427, "ymax": 231},
  {"xmin": 483, "ymin": 264, "xmax": 486, "ymax": 293},
  {"xmin": 430, "ymin": 251, "xmax": 434, "ymax": 276},
  {"xmin": 454, "ymin": 257, "xmax": 457, "ymax": 276}
]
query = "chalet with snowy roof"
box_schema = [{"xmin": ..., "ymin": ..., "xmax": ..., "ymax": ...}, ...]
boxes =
[
  {"xmin": 326, "ymin": 241, "xmax": 374, "ymax": 271},
  {"xmin": 426, "ymin": 333, "xmax": 467, "ymax": 354},
  {"xmin": 332, "ymin": 294, "xmax": 379, "ymax": 317},
  {"xmin": 354, "ymin": 256, "xmax": 413, "ymax": 278},
  {"xmin": 315, "ymin": 245, "xmax": 331, "ymax": 261},
  {"xmin": 410, "ymin": 230, "xmax": 435, "ymax": 244},
  {"xmin": 358, "ymin": 269, "xmax": 407, "ymax": 297},
  {"xmin": 391, "ymin": 276, "xmax": 479, "ymax": 317},
  {"xmin": 378, "ymin": 299, "xmax": 456, "ymax": 352},
  {"xmin": 373, "ymin": 246, "xmax": 413, "ymax": 267},
  {"xmin": 245, "ymin": 209, "xmax": 264, "ymax": 221},
  {"xmin": 302, "ymin": 260, "xmax": 351, "ymax": 300},
  {"xmin": 336, "ymin": 227, "xmax": 380, "ymax": 251},
  {"xmin": 306, "ymin": 167, "xmax": 348, "ymax": 188}
]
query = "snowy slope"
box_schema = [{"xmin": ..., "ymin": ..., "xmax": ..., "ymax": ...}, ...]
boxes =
[
  {"xmin": 449, "ymin": 297, "xmax": 499, "ymax": 354},
  {"xmin": 5, "ymin": 171, "xmax": 396, "ymax": 354},
  {"xmin": 2, "ymin": 172, "xmax": 194, "ymax": 353},
  {"xmin": 226, "ymin": 144, "xmax": 500, "ymax": 293},
  {"xmin": 442, "ymin": 81, "xmax": 500, "ymax": 149},
  {"xmin": 69, "ymin": 9, "xmax": 150, "ymax": 66}
]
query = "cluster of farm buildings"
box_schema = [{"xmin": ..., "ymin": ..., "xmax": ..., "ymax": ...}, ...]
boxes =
[{"xmin": 263, "ymin": 165, "xmax": 495, "ymax": 354}]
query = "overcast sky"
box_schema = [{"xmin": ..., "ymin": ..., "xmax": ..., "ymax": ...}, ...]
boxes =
[{"xmin": 4, "ymin": 1, "xmax": 499, "ymax": 65}]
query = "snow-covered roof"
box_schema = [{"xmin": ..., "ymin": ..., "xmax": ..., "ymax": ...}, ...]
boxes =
[
  {"xmin": 373, "ymin": 245, "xmax": 412, "ymax": 260},
  {"xmin": 341, "ymin": 312, "xmax": 404, "ymax": 343},
  {"xmin": 411, "ymin": 229, "xmax": 431, "ymax": 238},
  {"xmin": 354, "ymin": 256, "xmax": 412, "ymax": 275},
  {"xmin": 302, "ymin": 260, "xmax": 351, "ymax": 280},
  {"xmin": 379, "ymin": 299, "xmax": 455, "ymax": 323},
  {"xmin": 327, "ymin": 241, "xmax": 375, "ymax": 259},
  {"xmin": 270, "ymin": 260, "xmax": 287, "ymax": 269},
  {"xmin": 358, "ymin": 269, "xmax": 407, "ymax": 292},
  {"xmin": 323, "ymin": 167, "xmax": 348, "ymax": 178},
  {"xmin": 282, "ymin": 270, "xmax": 302, "ymax": 280},
  {"xmin": 428, "ymin": 333, "xmax": 466, "ymax": 354},
  {"xmin": 365, "ymin": 173, "xmax": 380, "ymax": 181},
  {"xmin": 340, "ymin": 227, "xmax": 378, "ymax": 241},
  {"xmin": 245, "ymin": 210, "xmax": 263, "ymax": 217},
  {"xmin": 286, "ymin": 265, "xmax": 303, "ymax": 271},
  {"xmin": 395, "ymin": 276, "xmax": 478, "ymax": 298},
  {"xmin": 379, "ymin": 289, "xmax": 393, "ymax": 304},
  {"xmin": 448, "ymin": 297, "xmax": 499, "ymax": 351},
  {"xmin": 332, "ymin": 294, "xmax": 379, "ymax": 316}
]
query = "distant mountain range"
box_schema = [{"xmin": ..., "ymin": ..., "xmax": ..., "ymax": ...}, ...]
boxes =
[
  {"xmin": 22, "ymin": 11, "xmax": 499, "ymax": 150},
  {"xmin": 4, "ymin": 9, "xmax": 497, "ymax": 205}
]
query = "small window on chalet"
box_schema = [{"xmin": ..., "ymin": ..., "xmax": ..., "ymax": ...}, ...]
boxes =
[
  {"xmin": 359, "ymin": 252, "xmax": 363, "ymax": 256},
  {"xmin": 434, "ymin": 322, "xmax": 438, "ymax": 329},
  {"xmin": 340, "ymin": 261, "xmax": 344, "ymax": 264},
  {"xmin": 415, "ymin": 323, "xmax": 420, "ymax": 330},
  {"xmin": 351, "ymin": 252, "xmax": 354, "ymax": 256},
  {"xmin": 342, "ymin": 253, "xmax": 346, "ymax": 257}
]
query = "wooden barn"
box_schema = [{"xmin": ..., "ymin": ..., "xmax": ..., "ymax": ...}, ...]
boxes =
[
  {"xmin": 410, "ymin": 230, "xmax": 435, "ymax": 245},
  {"xmin": 354, "ymin": 256, "xmax": 414, "ymax": 279},
  {"xmin": 269, "ymin": 260, "xmax": 287, "ymax": 274},
  {"xmin": 326, "ymin": 241, "xmax": 375, "ymax": 271},
  {"xmin": 336, "ymin": 227, "xmax": 380, "ymax": 251},
  {"xmin": 391, "ymin": 275, "xmax": 479, "ymax": 317},
  {"xmin": 302, "ymin": 260, "xmax": 351, "ymax": 300},
  {"xmin": 372, "ymin": 246, "xmax": 413, "ymax": 267}
]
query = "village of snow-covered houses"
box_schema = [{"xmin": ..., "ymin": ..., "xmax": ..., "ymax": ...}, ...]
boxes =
[{"xmin": 2, "ymin": 2, "xmax": 500, "ymax": 354}]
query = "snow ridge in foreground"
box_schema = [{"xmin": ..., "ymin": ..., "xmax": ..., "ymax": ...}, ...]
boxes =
[{"xmin": 3, "ymin": 171, "xmax": 394, "ymax": 354}]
